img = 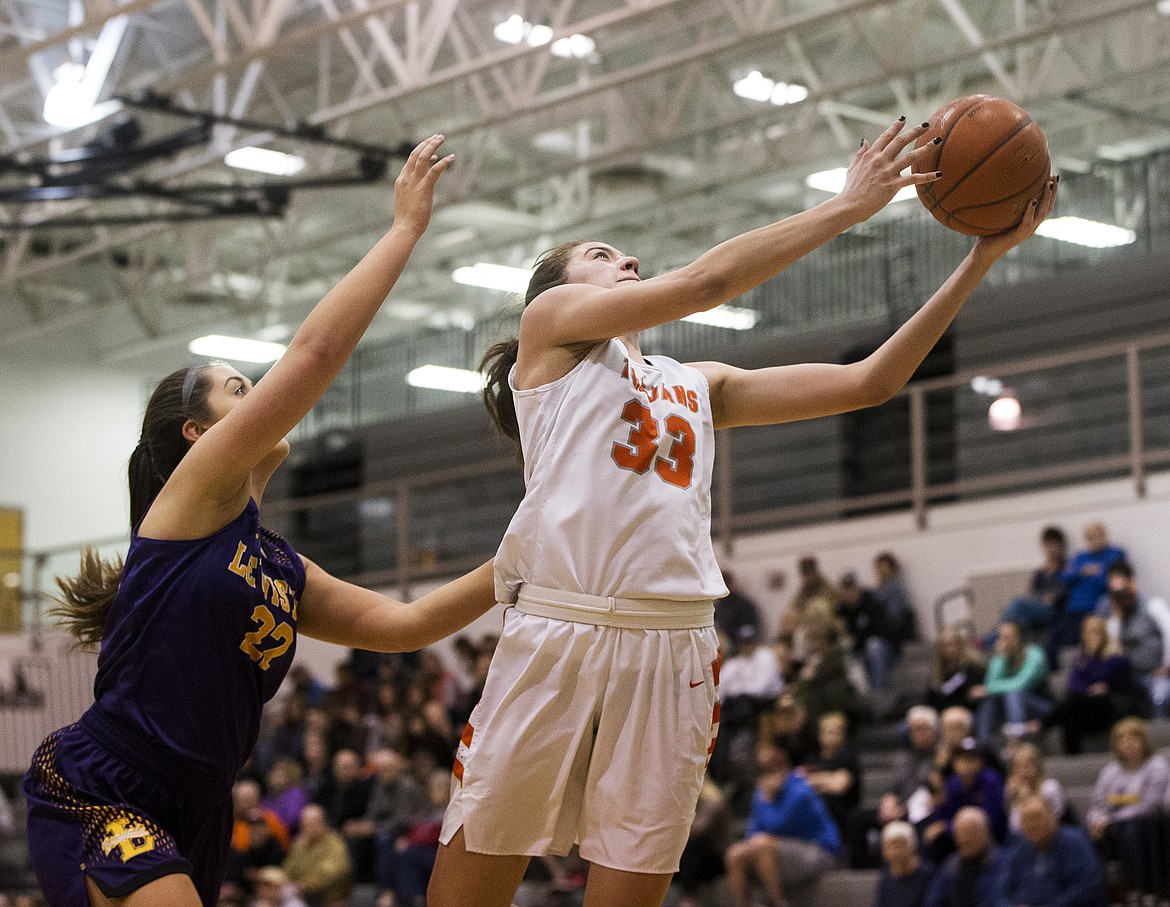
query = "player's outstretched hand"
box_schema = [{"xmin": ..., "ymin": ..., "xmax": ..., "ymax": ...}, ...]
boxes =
[
  {"xmin": 393, "ymin": 134, "xmax": 455, "ymax": 237},
  {"xmin": 973, "ymin": 176, "xmax": 1058, "ymax": 261},
  {"xmin": 838, "ymin": 117, "xmax": 942, "ymax": 221}
]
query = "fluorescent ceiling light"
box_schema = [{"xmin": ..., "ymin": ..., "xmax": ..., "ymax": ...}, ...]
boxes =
[
  {"xmin": 188, "ymin": 334, "xmax": 287, "ymax": 363},
  {"xmin": 494, "ymin": 14, "xmax": 552, "ymax": 46},
  {"xmin": 43, "ymin": 62, "xmax": 121, "ymax": 129},
  {"xmin": 806, "ymin": 167, "xmax": 917, "ymax": 203},
  {"xmin": 551, "ymin": 34, "xmax": 596, "ymax": 58},
  {"xmin": 683, "ymin": 305, "xmax": 760, "ymax": 331},
  {"xmin": 1158, "ymin": 0, "xmax": 1170, "ymax": 15},
  {"xmin": 225, "ymin": 146, "xmax": 306, "ymax": 176},
  {"xmin": 452, "ymin": 263, "xmax": 533, "ymax": 293},
  {"xmin": 732, "ymin": 71, "xmax": 808, "ymax": 106},
  {"xmin": 407, "ymin": 364, "xmax": 486, "ymax": 394},
  {"xmin": 1034, "ymin": 216, "xmax": 1136, "ymax": 249}
]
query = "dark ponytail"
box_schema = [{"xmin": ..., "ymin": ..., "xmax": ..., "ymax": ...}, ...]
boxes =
[
  {"xmin": 52, "ymin": 364, "xmax": 216, "ymax": 647},
  {"xmin": 481, "ymin": 240, "xmax": 583, "ymax": 463}
]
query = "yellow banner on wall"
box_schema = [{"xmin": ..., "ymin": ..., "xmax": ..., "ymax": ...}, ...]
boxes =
[{"xmin": 0, "ymin": 509, "xmax": 22, "ymax": 633}]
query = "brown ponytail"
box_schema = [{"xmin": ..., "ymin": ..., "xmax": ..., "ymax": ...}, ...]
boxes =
[
  {"xmin": 53, "ymin": 364, "xmax": 216, "ymax": 647},
  {"xmin": 481, "ymin": 241, "xmax": 583, "ymax": 463}
]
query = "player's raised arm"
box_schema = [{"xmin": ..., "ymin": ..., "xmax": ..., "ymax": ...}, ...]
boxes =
[
  {"xmin": 695, "ymin": 177, "xmax": 1058, "ymax": 429},
  {"xmin": 522, "ymin": 119, "xmax": 942, "ymax": 350},
  {"xmin": 160, "ymin": 136, "xmax": 454, "ymax": 517}
]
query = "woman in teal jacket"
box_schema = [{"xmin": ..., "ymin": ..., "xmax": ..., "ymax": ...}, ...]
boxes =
[{"xmin": 975, "ymin": 622, "xmax": 1051, "ymax": 745}]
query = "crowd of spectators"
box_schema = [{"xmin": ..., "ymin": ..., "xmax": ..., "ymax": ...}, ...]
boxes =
[{"xmin": 5, "ymin": 522, "xmax": 1168, "ymax": 907}]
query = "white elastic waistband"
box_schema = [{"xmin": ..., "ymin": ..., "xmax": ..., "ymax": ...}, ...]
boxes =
[{"xmin": 515, "ymin": 584, "xmax": 714, "ymax": 630}]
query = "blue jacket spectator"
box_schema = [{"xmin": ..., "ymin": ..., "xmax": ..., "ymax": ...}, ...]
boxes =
[
  {"xmin": 726, "ymin": 741, "xmax": 840, "ymax": 907},
  {"xmin": 925, "ymin": 807, "xmax": 1003, "ymax": 907},
  {"xmin": 745, "ymin": 770, "xmax": 842, "ymax": 855},
  {"xmin": 1047, "ymin": 522, "xmax": 1126, "ymax": 661},
  {"xmin": 995, "ymin": 795, "xmax": 1104, "ymax": 907}
]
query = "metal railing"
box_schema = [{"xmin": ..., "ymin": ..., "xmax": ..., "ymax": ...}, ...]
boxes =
[{"xmin": 11, "ymin": 329, "xmax": 1169, "ymax": 623}]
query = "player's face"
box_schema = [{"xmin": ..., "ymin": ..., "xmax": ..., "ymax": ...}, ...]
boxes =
[
  {"xmin": 563, "ymin": 242, "xmax": 640, "ymax": 288},
  {"xmin": 202, "ymin": 364, "xmax": 254, "ymax": 424}
]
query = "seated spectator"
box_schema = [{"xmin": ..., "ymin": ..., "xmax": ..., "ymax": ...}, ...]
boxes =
[
  {"xmin": 791, "ymin": 616, "xmax": 858, "ymax": 725},
  {"xmin": 300, "ymin": 731, "xmax": 331, "ymax": 802},
  {"xmin": 1004, "ymin": 743, "xmax": 1065, "ymax": 833},
  {"xmin": 256, "ymin": 693, "xmax": 309, "ymax": 776},
  {"xmin": 923, "ymin": 739, "xmax": 1007, "ymax": 863},
  {"xmin": 676, "ymin": 778, "xmax": 731, "ymax": 907},
  {"xmin": 936, "ymin": 706, "xmax": 976, "ymax": 777},
  {"xmin": 713, "ymin": 624, "xmax": 785, "ymax": 785},
  {"xmin": 866, "ymin": 554, "xmax": 914, "ymax": 690},
  {"xmin": 250, "ymin": 866, "xmax": 308, "ymax": 907},
  {"xmin": 313, "ymin": 748, "xmax": 374, "ymax": 833},
  {"xmin": 284, "ymin": 803, "xmax": 353, "ymax": 907},
  {"xmin": 837, "ymin": 571, "xmax": 905, "ymax": 695},
  {"xmin": 989, "ymin": 526, "xmax": 1069, "ymax": 642},
  {"xmin": 872, "ymin": 552, "xmax": 915, "ymax": 643},
  {"xmin": 724, "ymin": 739, "xmax": 841, "ymax": 907},
  {"xmin": 798, "ymin": 711, "xmax": 862, "ymax": 837},
  {"xmin": 994, "ymin": 794, "xmax": 1104, "ymax": 907},
  {"xmin": 974, "ymin": 622, "xmax": 1050, "ymax": 746},
  {"xmin": 364, "ymin": 682, "xmax": 407, "ymax": 754},
  {"xmin": 264, "ymin": 758, "xmax": 311, "ymax": 837},
  {"xmin": 778, "ymin": 556, "xmax": 839, "ymax": 671},
  {"xmin": 1044, "ymin": 615, "xmax": 1139, "ymax": 754},
  {"xmin": 225, "ymin": 778, "xmax": 290, "ymax": 899},
  {"xmin": 1046, "ymin": 521, "xmax": 1126, "ymax": 665},
  {"xmin": 348, "ymin": 749, "xmax": 427, "ymax": 904},
  {"xmin": 1086, "ymin": 717, "xmax": 1170, "ymax": 896},
  {"xmin": 848, "ymin": 705, "xmax": 939, "ymax": 869},
  {"xmin": 402, "ymin": 687, "xmax": 458, "ymax": 771},
  {"xmin": 716, "ymin": 569, "xmax": 763, "ymax": 653},
  {"xmin": 1142, "ymin": 589, "xmax": 1170, "ymax": 719},
  {"xmin": 758, "ymin": 692, "xmax": 817, "ymax": 768},
  {"xmin": 1099, "ymin": 561, "xmax": 1164, "ymax": 715},
  {"xmin": 873, "ymin": 821, "xmax": 935, "ymax": 907},
  {"xmin": 376, "ymin": 768, "xmax": 450, "ymax": 907},
  {"xmin": 927, "ymin": 627, "xmax": 986, "ymax": 715},
  {"xmin": 925, "ymin": 807, "xmax": 1003, "ymax": 907}
]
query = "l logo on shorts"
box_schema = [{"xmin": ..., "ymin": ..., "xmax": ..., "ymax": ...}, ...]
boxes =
[{"xmin": 689, "ymin": 679, "xmax": 705, "ymax": 688}]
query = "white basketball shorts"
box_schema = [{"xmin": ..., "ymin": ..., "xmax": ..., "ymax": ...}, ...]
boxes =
[{"xmin": 439, "ymin": 588, "xmax": 721, "ymax": 875}]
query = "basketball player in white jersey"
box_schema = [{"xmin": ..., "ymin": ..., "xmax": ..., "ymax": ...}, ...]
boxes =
[{"xmin": 428, "ymin": 118, "xmax": 1057, "ymax": 907}]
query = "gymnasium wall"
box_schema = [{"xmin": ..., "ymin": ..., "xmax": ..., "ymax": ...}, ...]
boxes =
[
  {"xmin": 282, "ymin": 470, "xmax": 1170, "ymax": 684},
  {"xmin": 0, "ymin": 359, "xmax": 144, "ymax": 550}
]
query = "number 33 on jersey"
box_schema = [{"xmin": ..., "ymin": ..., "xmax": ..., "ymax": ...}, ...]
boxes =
[{"xmin": 611, "ymin": 363, "xmax": 701, "ymax": 489}]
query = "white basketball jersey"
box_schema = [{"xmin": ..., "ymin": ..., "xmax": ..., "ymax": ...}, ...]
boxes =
[{"xmin": 495, "ymin": 338, "xmax": 728, "ymax": 604}]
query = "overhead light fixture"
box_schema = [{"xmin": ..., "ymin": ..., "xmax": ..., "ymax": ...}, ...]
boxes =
[
  {"xmin": 970, "ymin": 375, "xmax": 1004, "ymax": 397},
  {"xmin": 551, "ymin": 34, "xmax": 596, "ymax": 58},
  {"xmin": 1034, "ymin": 216, "xmax": 1136, "ymax": 248},
  {"xmin": 732, "ymin": 71, "xmax": 809, "ymax": 106},
  {"xmin": 806, "ymin": 167, "xmax": 917, "ymax": 203},
  {"xmin": 42, "ymin": 62, "xmax": 121, "ymax": 129},
  {"xmin": 225, "ymin": 146, "xmax": 306, "ymax": 176},
  {"xmin": 1158, "ymin": 0, "xmax": 1170, "ymax": 15},
  {"xmin": 407, "ymin": 365, "xmax": 486, "ymax": 394},
  {"xmin": 452, "ymin": 263, "xmax": 533, "ymax": 293},
  {"xmin": 494, "ymin": 14, "xmax": 552, "ymax": 46},
  {"xmin": 188, "ymin": 334, "xmax": 287, "ymax": 363},
  {"xmin": 683, "ymin": 305, "xmax": 760, "ymax": 331},
  {"xmin": 988, "ymin": 394, "xmax": 1022, "ymax": 431}
]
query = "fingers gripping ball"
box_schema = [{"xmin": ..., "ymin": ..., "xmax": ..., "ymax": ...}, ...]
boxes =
[{"xmin": 913, "ymin": 95, "xmax": 1050, "ymax": 236}]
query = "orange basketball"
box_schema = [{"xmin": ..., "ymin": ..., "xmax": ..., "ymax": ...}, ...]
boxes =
[{"xmin": 913, "ymin": 95, "xmax": 1050, "ymax": 236}]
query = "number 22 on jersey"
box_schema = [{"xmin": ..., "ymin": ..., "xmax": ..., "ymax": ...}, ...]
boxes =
[{"xmin": 611, "ymin": 399, "xmax": 697, "ymax": 488}]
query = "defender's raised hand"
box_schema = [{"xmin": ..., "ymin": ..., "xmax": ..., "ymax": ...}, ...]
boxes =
[{"xmin": 393, "ymin": 134, "xmax": 455, "ymax": 236}]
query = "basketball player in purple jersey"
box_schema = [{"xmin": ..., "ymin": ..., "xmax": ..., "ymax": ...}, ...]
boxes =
[{"xmin": 23, "ymin": 136, "xmax": 498, "ymax": 907}]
